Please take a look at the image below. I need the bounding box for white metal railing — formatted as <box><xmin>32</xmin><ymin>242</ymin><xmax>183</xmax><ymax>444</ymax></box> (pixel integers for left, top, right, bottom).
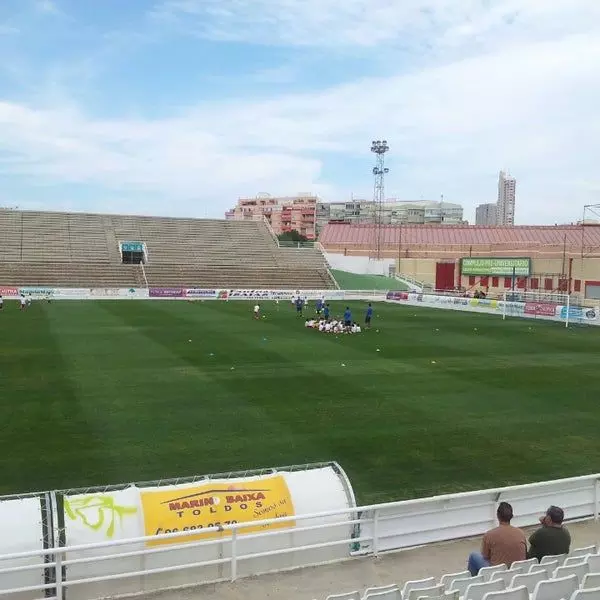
<box><xmin>2</xmin><ymin>473</ymin><xmax>599</xmax><ymax>599</ymax></box>
<box><xmin>394</xmin><ymin>273</ymin><xmax>425</xmax><ymax>291</ymax></box>
<box><xmin>262</xmin><ymin>215</ymin><xmax>280</xmax><ymax>246</ymax></box>
<box><xmin>139</xmin><ymin>262</ymin><xmax>149</xmax><ymax>288</ymax></box>
<box><xmin>278</xmin><ymin>241</ymin><xmax>316</xmax><ymax>249</ymax></box>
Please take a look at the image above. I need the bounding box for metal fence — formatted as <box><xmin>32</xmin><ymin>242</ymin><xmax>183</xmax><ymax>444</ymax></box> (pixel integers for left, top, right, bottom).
<box><xmin>2</xmin><ymin>473</ymin><xmax>599</xmax><ymax>600</ymax></box>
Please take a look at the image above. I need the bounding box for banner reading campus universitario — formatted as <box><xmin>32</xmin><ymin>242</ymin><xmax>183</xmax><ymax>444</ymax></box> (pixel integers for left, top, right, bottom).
<box><xmin>140</xmin><ymin>475</ymin><xmax>295</xmax><ymax>546</ymax></box>
<box><xmin>461</xmin><ymin>257</ymin><xmax>531</xmax><ymax>277</ymax></box>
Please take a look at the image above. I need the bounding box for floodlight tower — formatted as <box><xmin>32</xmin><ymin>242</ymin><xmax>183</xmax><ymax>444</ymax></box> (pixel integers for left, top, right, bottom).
<box><xmin>371</xmin><ymin>139</ymin><xmax>389</xmax><ymax>259</ymax></box>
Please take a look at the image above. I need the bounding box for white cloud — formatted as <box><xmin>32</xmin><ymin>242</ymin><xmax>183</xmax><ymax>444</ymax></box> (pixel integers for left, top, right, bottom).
<box><xmin>1</xmin><ymin>2</ymin><xmax>599</xmax><ymax>222</ymax></box>
<box><xmin>35</xmin><ymin>0</ymin><xmax>60</xmax><ymax>15</ymax></box>
<box><xmin>151</xmin><ymin>0</ymin><xmax>600</xmax><ymax>50</ymax></box>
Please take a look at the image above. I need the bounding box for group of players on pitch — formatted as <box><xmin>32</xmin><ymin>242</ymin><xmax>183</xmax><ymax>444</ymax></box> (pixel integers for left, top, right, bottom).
<box><xmin>252</xmin><ymin>295</ymin><xmax>375</xmax><ymax>333</ymax></box>
<box><xmin>297</xmin><ymin>296</ymin><xmax>374</xmax><ymax>334</ymax></box>
<box><xmin>0</xmin><ymin>294</ymin><xmax>32</xmax><ymax>311</ymax></box>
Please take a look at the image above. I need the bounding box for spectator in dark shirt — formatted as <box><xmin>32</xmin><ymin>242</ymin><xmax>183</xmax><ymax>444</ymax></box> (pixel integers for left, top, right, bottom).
<box><xmin>528</xmin><ymin>505</ymin><xmax>571</xmax><ymax>561</ymax></box>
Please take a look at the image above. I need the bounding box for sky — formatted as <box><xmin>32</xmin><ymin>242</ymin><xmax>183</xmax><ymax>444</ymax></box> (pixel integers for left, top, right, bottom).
<box><xmin>0</xmin><ymin>0</ymin><xmax>599</xmax><ymax>224</ymax></box>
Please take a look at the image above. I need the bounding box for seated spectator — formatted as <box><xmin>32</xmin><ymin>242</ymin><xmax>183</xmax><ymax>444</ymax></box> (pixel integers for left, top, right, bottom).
<box><xmin>527</xmin><ymin>506</ymin><xmax>571</xmax><ymax>561</ymax></box>
<box><xmin>468</xmin><ymin>502</ymin><xmax>526</xmax><ymax>575</ymax></box>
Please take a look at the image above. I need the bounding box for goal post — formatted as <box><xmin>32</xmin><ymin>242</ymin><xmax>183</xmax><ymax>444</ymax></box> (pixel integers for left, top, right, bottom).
<box><xmin>502</xmin><ymin>290</ymin><xmax>571</xmax><ymax>327</ymax></box>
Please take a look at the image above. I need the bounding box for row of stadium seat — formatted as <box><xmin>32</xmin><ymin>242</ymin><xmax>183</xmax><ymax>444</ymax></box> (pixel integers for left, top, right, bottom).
<box><xmin>0</xmin><ymin>209</ymin><xmax>336</xmax><ymax>289</ymax></box>
<box><xmin>317</xmin><ymin>546</ymin><xmax>600</xmax><ymax>600</ymax></box>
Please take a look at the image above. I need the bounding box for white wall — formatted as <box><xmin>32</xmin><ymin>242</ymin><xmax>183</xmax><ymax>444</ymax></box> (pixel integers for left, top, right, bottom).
<box><xmin>324</xmin><ymin>253</ymin><xmax>395</xmax><ymax>276</ymax></box>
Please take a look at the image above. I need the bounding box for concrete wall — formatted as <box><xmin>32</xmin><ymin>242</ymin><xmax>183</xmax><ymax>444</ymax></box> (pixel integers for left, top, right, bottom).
<box><xmin>393</xmin><ymin>256</ymin><xmax>600</xmax><ymax>299</ymax></box>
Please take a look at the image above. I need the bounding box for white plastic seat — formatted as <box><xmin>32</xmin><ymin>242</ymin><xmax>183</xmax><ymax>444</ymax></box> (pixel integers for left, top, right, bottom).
<box><xmin>407</xmin><ymin>585</ymin><xmax>444</xmax><ymax>600</ymax></box>
<box><xmin>570</xmin><ymin>547</ymin><xmax>597</xmax><ymax>560</ymax></box>
<box><xmin>530</xmin><ymin>562</ymin><xmax>558</xmax><ymax>577</ymax></box>
<box><xmin>327</xmin><ymin>593</ymin><xmax>361</xmax><ymax>600</ymax></box>
<box><xmin>366</xmin><ymin>586</ymin><xmax>399</xmax><ymax>597</ymax></box>
<box><xmin>451</xmin><ymin>576</ymin><xmax>484</xmax><ymax>597</ymax></box>
<box><xmin>465</xmin><ymin>578</ymin><xmax>505</xmax><ymax>600</ymax></box>
<box><xmin>588</xmin><ymin>556</ymin><xmax>600</xmax><ymax>574</ymax></box>
<box><xmin>566</xmin><ymin>556</ymin><xmax>592</xmax><ymax>566</ymax></box>
<box><xmin>554</xmin><ymin>562</ymin><xmax>589</xmax><ymax>585</ymax></box>
<box><xmin>481</xmin><ymin>585</ymin><xmax>529</xmax><ymax>600</ymax></box>
<box><xmin>541</xmin><ymin>554</ymin><xmax>567</xmax><ymax>566</ymax></box>
<box><xmin>419</xmin><ymin>594</ymin><xmax>459</xmax><ymax>600</ymax></box>
<box><xmin>365</xmin><ymin>591</ymin><xmax>400</xmax><ymax>600</ymax></box>
<box><xmin>510</xmin><ymin>570</ymin><xmax>547</xmax><ymax>594</ymax></box>
<box><xmin>583</xmin><ymin>575</ymin><xmax>600</xmax><ymax>590</ymax></box>
<box><xmin>512</xmin><ymin>559</ymin><xmax>538</xmax><ymax>571</ymax></box>
<box><xmin>480</xmin><ymin>565</ymin><xmax>508</xmax><ymax>582</ymax></box>
<box><xmin>402</xmin><ymin>579</ymin><xmax>437</xmax><ymax>600</ymax></box>
<box><xmin>491</xmin><ymin>570</ymin><xmax>524</xmax><ymax>587</ymax></box>
<box><xmin>532</xmin><ymin>574</ymin><xmax>578</xmax><ymax>600</ymax></box>
<box><xmin>441</xmin><ymin>572</ymin><xmax>471</xmax><ymax>590</ymax></box>
<box><xmin>569</xmin><ymin>588</ymin><xmax>600</xmax><ymax>600</ymax></box>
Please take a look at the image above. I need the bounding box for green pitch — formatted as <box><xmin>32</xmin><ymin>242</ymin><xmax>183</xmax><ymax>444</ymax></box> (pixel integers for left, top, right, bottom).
<box><xmin>1</xmin><ymin>299</ymin><xmax>599</xmax><ymax>504</ymax></box>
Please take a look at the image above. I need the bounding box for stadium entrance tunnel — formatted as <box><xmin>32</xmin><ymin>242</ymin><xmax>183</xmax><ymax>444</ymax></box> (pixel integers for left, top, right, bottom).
<box><xmin>119</xmin><ymin>241</ymin><xmax>147</xmax><ymax>264</ymax></box>
<box><xmin>121</xmin><ymin>250</ymin><xmax>145</xmax><ymax>264</ymax></box>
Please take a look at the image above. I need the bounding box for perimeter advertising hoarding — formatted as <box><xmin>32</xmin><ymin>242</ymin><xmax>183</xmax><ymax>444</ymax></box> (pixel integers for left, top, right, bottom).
<box><xmin>140</xmin><ymin>474</ymin><xmax>295</xmax><ymax>546</ymax></box>
<box><xmin>461</xmin><ymin>257</ymin><xmax>531</xmax><ymax>277</ymax></box>
<box><xmin>149</xmin><ymin>288</ymin><xmax>184</xmax><ymax>298</ymax></box>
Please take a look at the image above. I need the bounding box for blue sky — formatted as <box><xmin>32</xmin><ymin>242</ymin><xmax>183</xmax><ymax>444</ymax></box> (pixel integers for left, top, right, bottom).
<box><xmin>0</xmin><ymin>0</ymin><xmax>599</xmax><ymax>224</ymax></box>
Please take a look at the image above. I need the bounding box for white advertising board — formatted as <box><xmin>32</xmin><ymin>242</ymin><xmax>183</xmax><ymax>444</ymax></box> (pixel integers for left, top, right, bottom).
<box><xmin>60</xmin><ymin>487</ymin><xmax>144</xmax><ymax>600</ymax></box>
<box><xmin>385</xmin><ymin>291</ymin><xmax>600</xmax><ymax>325</ymax></box>
<box><xmin>0</xmin><ymin>497</ymin><xmax>45</xmax><ymax>600</ymax></box>
<box><xmin>52</xmin><ymin>465</ymin><xmax>354</xmax><ymax>598</ymax></box>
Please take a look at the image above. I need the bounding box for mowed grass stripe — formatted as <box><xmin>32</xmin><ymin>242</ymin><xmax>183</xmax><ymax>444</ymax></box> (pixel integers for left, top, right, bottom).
<box><xmin>0</xmin><ymin>303</ymin><xmax>110</xmax><ymax>493</ymax></box>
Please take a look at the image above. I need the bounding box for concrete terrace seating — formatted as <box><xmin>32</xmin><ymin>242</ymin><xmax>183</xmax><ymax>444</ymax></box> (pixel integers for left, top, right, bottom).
<box><xmin>0</xmin><ymin>209</ymin><xmax>336</xmax><ymax>289</ymax></box>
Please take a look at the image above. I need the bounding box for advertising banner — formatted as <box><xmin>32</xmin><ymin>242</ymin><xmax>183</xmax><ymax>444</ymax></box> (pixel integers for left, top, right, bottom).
<box><xmin>19</xmin><ymin>287</ymin><xmax>55</xmax><ymax>297</ymax></box>
<box><xmin>185</xmin><ymin>289</ymin><xmax>219</xmax><ymax>299</ymax></box>
<box><xmin>461</xmin><ymin>257</ymin><xmax>531</xmax><ymax>277</ymax></box>
<box><xmin>386</xmin><ymin>291</ymin><xmax>408</xmax><ymax>301</ymax></box>
<box><xmin>0</xmin><ymin>286</ymin><xmax>19</xmax><ymax>297</ymax></box>
<box><xmin>53</xmin><ymin>288</ymin><xmax>89</xmax><ymax>297</ymax></box>
<box><xmin>525</xmin><ymin>303</ymin><xmax>557</xmax><ymax>317</ymax></box>
<box><xmin>560</xmin><ymin>306</ymin><xmax>599</xmax><ymax>321</ymax></box>
<box><xmin>90</xmin><ymin>288</ymin><xmax>124</xmax><ymax>297</ymax></box>
<box><xmin>469</xmin><ymin>298</ymin><xmax>499</xmax><ymax>309</ymax></box>
<box><xmin>140</xmin><ymin>475</ymin><xmax>295</xmax><ymax>546</ymax></box>
<box><xmin>226</xmin><ymin>289</ymin><xmax>275</xmax><ymax>300</ymax></box>
<box><xmin>149</xmin><ymin>288</ymin><xmax>184</xmax><ymax>298</ymax></box>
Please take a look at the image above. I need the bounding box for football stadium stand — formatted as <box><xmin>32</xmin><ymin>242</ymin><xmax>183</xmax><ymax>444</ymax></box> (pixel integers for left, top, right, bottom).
<box><xmin>319</xmin><ymin>223</ymin><xmax>600</xmax><ymax>258</ymax></box>
<box><xmin>319</xmin><ymin>223</ymin><xmax>600</xmax><ymax>297</ymax></box>
<box><xmin>0</xmin><ymin>209</ymin><xmax>336</xmax><ymax>289</ymax></box>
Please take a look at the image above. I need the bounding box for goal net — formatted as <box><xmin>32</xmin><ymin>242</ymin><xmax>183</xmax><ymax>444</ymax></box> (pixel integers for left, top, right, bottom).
<box><xmin>502</xmin><ymin>291</ymin><xmax>574</xmax><ymax>326</ymax></box>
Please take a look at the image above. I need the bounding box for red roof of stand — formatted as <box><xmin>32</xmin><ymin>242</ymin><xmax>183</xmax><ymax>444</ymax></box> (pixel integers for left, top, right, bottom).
<box><xmin>319</xmin><ymin>224</ymin><xmax>600</xmax><ymax>250</ymax></box>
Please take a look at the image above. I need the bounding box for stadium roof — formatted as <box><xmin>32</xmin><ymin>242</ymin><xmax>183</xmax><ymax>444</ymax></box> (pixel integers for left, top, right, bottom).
<box><xmin>320</xmin><ymin>223</ymin><xmax>600</xmax><ymax>248</ymax></box>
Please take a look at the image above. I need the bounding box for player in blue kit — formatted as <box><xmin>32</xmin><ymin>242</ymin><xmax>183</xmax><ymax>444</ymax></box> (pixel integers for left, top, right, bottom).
<box><xmin>323</xmin><ymin>303</ymin><xmax>330</xmax><ymax>319</ymax></box>
<box><xmin>295</xmin><ymin>296</ymin><xmax>304</xmax><ymax>316</ymax></box>
<box><xmin>343</xmin><ymin>306</ymin><xmax>352</xmax><ymax>327</ymax></box>
<box><xmin>365</xmin><ymin>303</ymin><xmax>373</xmax><ymax>329</ymax></box>
<box><xmin>315</xmin><ymin>298</ymin><xmax>323</xmax><ymax>315</ymax></box>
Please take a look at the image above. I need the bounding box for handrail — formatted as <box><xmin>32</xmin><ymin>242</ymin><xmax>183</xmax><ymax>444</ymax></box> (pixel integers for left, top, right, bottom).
<box><xmin>140</xmin><ymin>262</ymin><xmax>149</xmax><ymax>288</ymax></box>
<box><xmin>262</xmin><ymin>215</ymin><xmax>280</xmax><ymax>246</ymax></box>
<box><xmin>315</xmin><ymin>242</ymin><xmax>340</xmax><ymax>289</ymax></box>
<box><xmin>0</xmin><ymin>472</ymin><xmax>598</xmax><ymax>558</ymax></box>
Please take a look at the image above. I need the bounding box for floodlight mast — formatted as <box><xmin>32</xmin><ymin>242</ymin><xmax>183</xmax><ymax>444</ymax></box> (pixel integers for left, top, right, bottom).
<box><xmin>371</xmin><ymin>140</ymin><xmax>389</xmax><ymax>260</ymax></box>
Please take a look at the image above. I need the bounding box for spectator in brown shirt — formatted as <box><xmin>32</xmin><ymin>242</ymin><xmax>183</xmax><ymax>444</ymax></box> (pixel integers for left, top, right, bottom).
<box><xmin>468</xmin><ymin>502</ymin><xmax>527</xmax><ymax>575</ymax></box>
